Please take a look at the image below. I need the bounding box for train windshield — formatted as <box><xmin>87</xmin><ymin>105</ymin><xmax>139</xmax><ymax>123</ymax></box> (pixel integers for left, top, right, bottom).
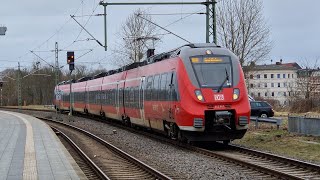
<box><xmin>190</xmin><ymin>56</ymin><xmax>232</xmax><ymax>88</ymax></box>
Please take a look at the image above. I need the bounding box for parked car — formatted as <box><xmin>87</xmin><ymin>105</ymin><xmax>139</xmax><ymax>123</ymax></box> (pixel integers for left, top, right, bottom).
<box><xmin>250</xmin><ymin>101</ymin><xmax>274</xmax><ymax>117</ymax></box>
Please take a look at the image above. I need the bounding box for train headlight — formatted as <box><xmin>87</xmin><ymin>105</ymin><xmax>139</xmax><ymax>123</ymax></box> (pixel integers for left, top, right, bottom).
<box><xmin>195</xmin><ymin>90</ymin><xmax>205</xmax><ymax>102</ymax></box>
<box><xmin>233</xmin><ymin>88</ymin><xmax>240</xmax><ymax>100</ymax></box>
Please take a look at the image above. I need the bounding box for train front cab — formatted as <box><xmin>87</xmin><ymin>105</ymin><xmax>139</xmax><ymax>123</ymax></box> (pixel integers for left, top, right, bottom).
<box><xmin>174</xmin><ymin>45</ymin><xmax>250</xmax><ymax>142</ymax></box>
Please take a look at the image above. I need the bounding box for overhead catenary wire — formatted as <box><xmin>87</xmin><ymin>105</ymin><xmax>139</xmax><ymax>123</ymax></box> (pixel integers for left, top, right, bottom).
<box><xmin>30</xmin><ymin>51</ymin><xmax>54</xmax><ymax>68</ymax></box>
<box><xmin>63</xmin><ymin>3</ymin><xmax>100</xmax><ymax>50</ymax></box>
<box><xmin>137</xmin><ymin>14</ymin><xmax>191</xmax><ymax>44</ymax></box>
<box><xmin>70</xmin><ymin>15</ymin><xmax>104</xmax><ymax>47</ymax></box>
<box><xmin>14</xmin><ymin>3</ymin><xmax>84</xmax><ymax>64</ymax></box>
<box><xmin>164</xmin><ymin>8</ymin><xmax>206</xmax><ymax>28</ymax></box>
<box><xmin>145</xmin><ymin>12</ymin><xmax>205</xmax><ymax>16</ymax></box>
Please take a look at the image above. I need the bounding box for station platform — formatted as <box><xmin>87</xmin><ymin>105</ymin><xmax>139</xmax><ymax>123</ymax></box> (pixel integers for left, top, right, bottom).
<box><xmin>0</xmin><ymin>110</ymin><xmax>87</xmax><ymax>180</ymax></box>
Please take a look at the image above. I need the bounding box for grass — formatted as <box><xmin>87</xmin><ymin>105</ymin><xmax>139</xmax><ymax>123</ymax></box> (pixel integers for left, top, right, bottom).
<box><xmin>233</xmin><ymin>125</ymin><xmax>320</xmax><ymax>164</ymax></box>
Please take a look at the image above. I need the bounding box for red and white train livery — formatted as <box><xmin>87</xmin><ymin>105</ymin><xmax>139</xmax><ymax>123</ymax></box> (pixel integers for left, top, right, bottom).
<box><xmin>54</xmin><ymin>43</ymin><xmax>250</xmax><ymax>142</ymax></box>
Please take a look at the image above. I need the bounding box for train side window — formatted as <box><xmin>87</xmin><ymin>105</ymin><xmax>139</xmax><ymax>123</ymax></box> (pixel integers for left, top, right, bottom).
<box><xmin>153</xmin><ymin>74</ymin><xmax>160</xmax><ymax>101</ymax></box>
<box><xmin>110</xmin><ymin>89</ymin><xmax>113</xmax><ymax>106</ymax></box>
<box><xmin>160</xmin><ymin>73</ymin><xmax>167</xmax><ymax>101</ymax></box>
<box><xmin>119</xmin><ymin>88</ymin><xmax>123</xmax><ymax>107</ymax></box>
<box><xmin>76</xmin><ymin>92</ymin><xmax>78</xmax><ymax>102</ymax></box>
<box><xmin>129</xmin><ymin>87</ymin><xmax>134</xmax><ymax>108</ymax></box>
<box><xmin>113</xmin><ymin>89</ymin><xmax>116</xmax><ymax>106</ymax></box>
<box><xmin>124</xmin><ymin>87</ymin><xmax>128</xmax><ymax>107</ymax></box>
<box><xmin>146</xmin><ymin>76</ymin><xmax>153</xmax><ymax>100</ymax></box>
<box><xmin>166</xmin><ymin>73</ymin><xmax>172</xmax><ymax>100</ymax></box>
<box><xmin>107</xmin><ymin>89</ymin><xmax>110</xmax><ymax>105</ymax></box>
<box><xmin>133</xmin><ymin>87</ymin><xmax>138</xmax><ymax>108</ymax></box>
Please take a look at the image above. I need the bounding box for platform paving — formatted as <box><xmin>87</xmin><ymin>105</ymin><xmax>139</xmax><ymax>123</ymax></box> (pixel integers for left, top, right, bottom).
<box><xmin>0</xmin><ymin>110</ymin><xmax>87</xmax><ymax>180</ymax></box>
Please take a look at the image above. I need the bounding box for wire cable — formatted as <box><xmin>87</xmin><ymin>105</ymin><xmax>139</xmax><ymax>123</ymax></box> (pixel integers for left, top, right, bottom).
<box><xmin>164</xmin><ymin>8</ymin><xmax>205</xmax><ymax>28</ymax></box>
<box><xmin>63</xmin><ymin>3</ymin><xmax>100</xmax><ymax>50</ymax></box>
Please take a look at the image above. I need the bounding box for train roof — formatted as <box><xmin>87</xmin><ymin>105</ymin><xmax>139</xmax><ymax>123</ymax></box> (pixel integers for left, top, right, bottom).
<box><xmin>77</xmin><ymin>76</ymin><xmax>92</xmax><ymax>82</ymax></box>
<box><xmin>57</xmin><ymin>43</ymin><xmax>221</xmax><ymax>85</ymax></box>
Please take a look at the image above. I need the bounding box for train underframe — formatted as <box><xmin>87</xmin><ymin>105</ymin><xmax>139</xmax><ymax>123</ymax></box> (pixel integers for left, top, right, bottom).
<box><xmin>165</xmin><ymin>109</ymin><xmax>248</xmax><ymax>142</ymax></box>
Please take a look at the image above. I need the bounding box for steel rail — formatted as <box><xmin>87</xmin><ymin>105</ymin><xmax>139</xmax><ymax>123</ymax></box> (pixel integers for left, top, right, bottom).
<box><xmin>51</xmin><ymin>126</ymin><xmax>110</xmax><ymax>180</ymax></box>
<box><xmin>2</xmin><ymin>107</ymin><xmax>319</xmax><ymax>179</ymax></box>
<box><xmin>229</xmin><ymin>144</ymin><xmax>320</xmax><ymax>174</ymax></box>
<box><xmin>39</xmin><ymin>117</ymin><xmax>172</xmax><ymax>180</ymax></box>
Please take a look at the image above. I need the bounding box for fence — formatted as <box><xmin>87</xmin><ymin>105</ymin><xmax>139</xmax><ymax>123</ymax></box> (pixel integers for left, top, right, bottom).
<box><xmin>250</xmin><ymin>116</ymin><xmax>282</xmax><ymax>129</ymax></box>
<box><xmin>288</xmin><ymin>116</ymin><xmax>320</xmax><ymax>136</ymax></box>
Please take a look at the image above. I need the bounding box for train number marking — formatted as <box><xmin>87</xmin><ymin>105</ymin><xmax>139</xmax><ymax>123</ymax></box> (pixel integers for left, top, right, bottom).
<box><xmin>214</xmin><ymin>94</ymin><xmax>224</xmax><ymax>101</ymax></box>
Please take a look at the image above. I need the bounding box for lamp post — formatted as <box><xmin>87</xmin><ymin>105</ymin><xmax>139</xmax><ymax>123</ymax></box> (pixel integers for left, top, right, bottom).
<box><xmin>0</xmin><ymin>26</ymin><xmax>7</xmax><ymax>36</ymax></box>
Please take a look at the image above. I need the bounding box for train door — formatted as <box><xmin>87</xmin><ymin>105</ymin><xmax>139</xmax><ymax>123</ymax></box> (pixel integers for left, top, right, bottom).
<box><xmin>139</xmin><ymin>76</ymin><xmax>147</xmax><ymax>126</ymax></box>
<box><xmin>116</xmin><ymin>83</ymin><xmax>120</xmax><ymax>119</ymax></box>
<box><xmin>168</xmin><ymin>70</ymin><xmax>176</xmax><ymax>121</ymax></box>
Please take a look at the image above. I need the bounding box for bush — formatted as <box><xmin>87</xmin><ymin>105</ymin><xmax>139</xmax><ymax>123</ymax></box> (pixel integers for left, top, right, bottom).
<box><xmin>289</xmin><ymin>99</ymin><xmax>314</xmax><ymax>113</ymax></box>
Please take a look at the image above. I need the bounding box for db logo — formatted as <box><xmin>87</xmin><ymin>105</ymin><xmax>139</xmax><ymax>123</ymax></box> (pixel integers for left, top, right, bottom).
<box><xmin>214</xmin><ymin>94</ymin><xmax>224</xmax><ymax>101</ymax></box>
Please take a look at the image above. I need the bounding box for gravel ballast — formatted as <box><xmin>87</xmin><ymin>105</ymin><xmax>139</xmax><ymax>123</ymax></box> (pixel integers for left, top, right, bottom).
<box><xmin>13</xmin><ymin>110</ymin><xmax>256</xmax><ymax>179</ymax></box>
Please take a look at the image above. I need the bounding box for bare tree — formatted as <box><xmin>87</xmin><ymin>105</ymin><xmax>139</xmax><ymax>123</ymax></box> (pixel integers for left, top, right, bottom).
<box><xmin>286</xmin><ymin>60</ymin><xmax>320</xmax><ymax>111</ymax></box>
<box><xmin>295</xmin><ymin>60</ymin><xmax>320</xmax><ymax>100</ymax></box>
<box><xmin>217</xmin><ymin>0</ymin><xmax>272</xmax><ymax>67</ymax></box>
<box><xmin>111</xmin><ymin>9</ymin><xmax>158</xmax><ymax>67</ymax></box>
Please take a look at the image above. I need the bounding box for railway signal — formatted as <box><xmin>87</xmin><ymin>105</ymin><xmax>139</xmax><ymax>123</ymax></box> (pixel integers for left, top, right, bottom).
<box><xmin>67</xmin><ymin>51</ymin><xmax>75</xmax><ymax>71</ymax></box>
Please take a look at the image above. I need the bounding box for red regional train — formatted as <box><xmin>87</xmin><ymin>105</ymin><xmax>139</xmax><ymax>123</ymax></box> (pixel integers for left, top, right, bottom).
<box><xmin>54</xmin><ymin>43</ymin><xmax>250</xmax><ymax>142</ymax></box>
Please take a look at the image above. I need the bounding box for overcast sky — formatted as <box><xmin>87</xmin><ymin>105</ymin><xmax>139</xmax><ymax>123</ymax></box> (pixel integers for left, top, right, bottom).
<box><xmin>0</xmin><ymin>0</ymin><xmax>319</xmax><ymax>71</ymax></box>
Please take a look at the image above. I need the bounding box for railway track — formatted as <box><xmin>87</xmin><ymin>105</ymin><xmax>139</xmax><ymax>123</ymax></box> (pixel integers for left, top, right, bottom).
<box><xmin>39</xmin><ymin>117</ymin><xmax>172</xmax><ymax>180</ymax></box>
<box><xmin>46</xmin><ymin>112</ymin><xmax>320</xmax><ymax>179</ymax></box>
<box><xmin>3</xmin><ymin>108</ymin><xmax>320</xmax><ymax>179</ymax></box>
<box><xmin>53</xmin><ymin>127</ymin><xmax>108</xmax><ymax>180</ymax></box>
<box><xmin>192</xmin><ymin>144</ymin><xmax>320</xmax><ymax>180</ymax></box>
<box><xmin>62</xmin><ymin>113</ymin><xmax>320</xmax><ymax>179</ymax></box>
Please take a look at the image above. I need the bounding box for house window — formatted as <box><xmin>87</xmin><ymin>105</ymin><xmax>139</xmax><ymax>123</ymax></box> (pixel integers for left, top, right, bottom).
<box><xmin>264</xmin><ymin>74</ymin><xmax>267</xmax><ymax>78</ymax></box>
<box><xmin>283</xmin><ymin>74</ymin><xmax>286</xmax><ymax>78</ymax></box>
<box><xmin>278</xmin><ymin>83</ymin><xmax>280</xmax><ymax>87</ymax></box>
<box><xmin>292</xmin><ymin>74</ymin><xmax>294</xmax><ymax>78</ymax></box>
<box><xmin>283</xmin><ymin>82</ymin><xmax>287</xmax><ymax>87</ymax></box>
<box><xmin>257</xmin><ymin>83</ymin><xmax>261</xmax><ymax>88</ymax></box>
<box><xmin>251</xmin><ymin>93</ymin><xmax>254</xmax><ymax>97</ymax></box>
<box><xmin>257</xmin><ymin>74</ymin><xmax>260</xmax><ymax>79</ymax></box>
<box><xmin>277</xmin><ymin>74</ymin><xmax>280</xmax><ymax>78</ymax></box>
<box><xmin>264</xmin><ymin>83</ymin><xmax>267</xmax><ymax>87</ymax></box>
<box><xmin>271</xmin><ymin>74</ymin><xmax>274</xmax><ymax>78</ymax></box>
<box><xmin>258</xmin><ymin>93</ymin><xmax>261</xmax><ymax>97</ymax></box>
<box><xmin>272</xmin><ymin>92</ymin><xmax>274</xmax><ymax>97</ymax></box>
<box><xmin>289</xmin><ymin>92</ymin><xmax>291</xmax><ymax>96</ymax></box>
<box><xmin>288</xmin><ymin>74</ymin><xmax>290</xmax><ymax>78</ymax></box>
<box><xmin>250</xmin><ymin>84</ymin><xmax>254</xmax><ymax>88</ymax></box>
<box><xmin>271</xmin><ymin>83</ymin><xmax>274</xmax><ymax>87</ymax></box>
<box><xmin>265</xmin><ymin>92</ymin><xmax>268</xmax><ymax>97</ymax></box>
<box><xmin>284</xmin><ymin>92</ymin><xmax>287</xmax><ymax>96</ymax></box>
<box><xmin>250</xmin><ymin>74</ymin><xmax>253</xmax><ymax>79</ymax></box>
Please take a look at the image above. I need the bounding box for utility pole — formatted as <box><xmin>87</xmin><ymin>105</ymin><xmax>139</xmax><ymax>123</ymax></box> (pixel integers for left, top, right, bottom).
<box><xmin>55</xmin><ymin>42</ymin><xmax>60</xmax><ymax>118</ymax></box>
<box><xmin>69</xmin><ymin>72</ymin><xmax>73</xmax><ymax>116</ymax></box>
<box><xmin>0</xmin><ymin>26</ymin><xmax>7</xmax><ymax>36</ymax></box>
<box><xmin>99</xmin><ymin>0</ymin><xmax>218</xmax><ymax>46</ymax></box>
<box><xmin>67</xmin><ymin>52</ymin><xmax>75</xmax><ymax>116</ymax></box>
<box><xmin>55</xmin><ymin>42</ymin><xmax>59</xmax><ymax>87</ymax></box>
<box><xmin>206</xmin><ymin>0</ymin><xmax>217</xmax><ymax>44</ymax></box>
<box><xmin>0</xmin><ymin>88</ymin><xmax>2</xmax><ymax>106</ymax></box>
<box><xmin>0</xmin><ymin>81</ymin><xmax>2</xmax><ymax>106</ymax></box>
<box><xmin>17</xmin><ymin>62</ymin><xmax>22</xmax><ymax>110</ymax></box>
<box><xmin>104</xmin><ymin>5</ymin><xmax>107</xmax><ymax>51</ymax></box>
